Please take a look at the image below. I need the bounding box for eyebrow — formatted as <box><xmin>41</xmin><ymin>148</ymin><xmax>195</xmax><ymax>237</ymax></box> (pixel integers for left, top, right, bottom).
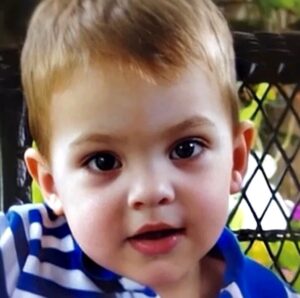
<box><xmin>70</xmin><ymin>115</ymin><xmax>216</xmax><ymax>148</ymax></box>
<box><xmin>162</xmin><ymin>115</ymin><xmax>216</xmax><ymax>138</ymax></box>
<box><xmin>70</xmin><ymin>133</ymin><xmax>123</xmax><ymax>148</ymax></box>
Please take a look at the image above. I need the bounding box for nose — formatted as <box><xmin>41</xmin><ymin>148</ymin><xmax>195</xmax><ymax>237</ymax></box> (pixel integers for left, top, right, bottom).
<box><xmin>127</xmin><ymin>168</ymin><xmax>175</xmax><ymax>210</ymax></box>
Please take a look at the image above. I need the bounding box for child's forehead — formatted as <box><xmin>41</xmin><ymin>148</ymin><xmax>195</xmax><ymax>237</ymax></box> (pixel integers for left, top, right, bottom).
<box><xmin>50</xmin><ymin>62</ymin><xmax>229</xmax><ymax>131</ymax></box>
<box><xmin>63</xmin><ymin>60</ymin><xmax>218</xmax><ymax>92</ymax></box>
<box><xmin>50</xmin><ymin>61</ymin><xmax>229</xmax><ymax>129</ymax></box>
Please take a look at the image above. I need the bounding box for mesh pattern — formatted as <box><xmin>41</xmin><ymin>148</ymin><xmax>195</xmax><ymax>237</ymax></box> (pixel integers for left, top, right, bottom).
<box><xmin>228</xmin><ymin>32</ymin><xmax>300</xmax><ymax>289</ymax></box>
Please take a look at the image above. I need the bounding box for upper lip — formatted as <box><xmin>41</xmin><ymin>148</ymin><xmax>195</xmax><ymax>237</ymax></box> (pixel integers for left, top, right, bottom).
<box><xmin>128</xmin><ymin>223</ymin><xmax>184</xmax><ymax>239</ymax></box>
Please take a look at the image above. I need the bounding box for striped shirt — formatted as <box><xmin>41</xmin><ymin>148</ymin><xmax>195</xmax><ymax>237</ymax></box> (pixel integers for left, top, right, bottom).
<box><xmin>0</xmin><ymin>203</ymin><xmax>299</xmax><ymax>297</ymax></box>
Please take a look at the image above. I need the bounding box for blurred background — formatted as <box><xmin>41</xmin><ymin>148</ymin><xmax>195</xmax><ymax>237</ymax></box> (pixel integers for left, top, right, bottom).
<box><xmin>217</xmin><ymin>0</ymin><xmax>300</xmax><ymax>32</ymax></box>
<box><xmin>1</xmin><ymin>0</ymin><xmax>300</xmax><ymax>47</ymax></box>
<box><xmin>0</xmin><ymin>0</ymin><xmax>39</xmax><ymax>47</ymax></box>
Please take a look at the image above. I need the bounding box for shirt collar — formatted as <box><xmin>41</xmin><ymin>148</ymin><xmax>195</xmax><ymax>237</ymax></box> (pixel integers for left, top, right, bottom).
<box><xmin>72</xmin><ymin>223</ymin><xmax>243</xmax><ymax>296</ymax></box>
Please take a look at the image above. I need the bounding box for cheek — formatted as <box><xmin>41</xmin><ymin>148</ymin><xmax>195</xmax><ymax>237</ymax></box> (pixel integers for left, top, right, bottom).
<box><xmin>185</xmin><ymin>170</ymin><xmax>231</xmax><ymax>203</ymax></box>
<box><xmin>190</xmin><ymin>186</ymin><xmax>229</xmax><ymax>227</ymax></box>
<box><xmin>183</xmin><ymin>172</ymin><xmax>230</xmax><ymax>227</ymax></box>
<box><xmin>54</xmin><ymin>169</ymin><xmax>125</xmax><ymax>239</ymax></box>
<box><xmin>64</xmin><ymin>201</ymin><xmax>122</xmax><ymax>264</ymax></box>
<box><xmin>62</xmin><ymin>188</ymin><xmax>121</xmax><ymax>235</ymax></box>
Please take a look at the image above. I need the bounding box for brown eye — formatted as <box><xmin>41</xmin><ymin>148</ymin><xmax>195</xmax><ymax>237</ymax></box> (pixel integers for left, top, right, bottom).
<box><xmin>87</xmin><ymin>152</ymin><xmax>121</xmax><ymax>172</ymax></box>
<box><xmin>170</xmin><ymin>139</ymin><xmax>203</xmax><ymax>160</ymax></box>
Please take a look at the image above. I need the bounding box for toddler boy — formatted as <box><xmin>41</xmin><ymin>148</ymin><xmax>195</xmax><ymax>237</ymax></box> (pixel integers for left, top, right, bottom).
<box><xmin>0</xmin><ymin>0</ymin><xmax>299</xmax><ymax>297</ymax></box>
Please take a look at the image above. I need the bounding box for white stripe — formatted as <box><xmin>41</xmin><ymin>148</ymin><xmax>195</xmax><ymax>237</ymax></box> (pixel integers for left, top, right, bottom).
<box><xmin>29</xmin><ymin>222</ymin><xmax>42</xmax><ymax>240</ymax></box>
<box><xmin>41</xmin><ymin>234</ymin><xmax>75</xmax><ymax>252</ymax></box>
<box><xmin>29</xmin><ymin>220</ymin><xmax>74</xmax><ymax>252</ymax></box>
<box><xmin>286</xmin><ymin>287</ymin><xmax>300</xmax><ymax>298</ymax></box>
<box><xmin>221</xmin><ymin>282</ymin><xmax>243</xmax><ymax>298</ymax></box>
<box><xmin>118</xmin><ymin>278</ymin><xmax>160</xmax><ymax>297</ymax></box>
<box><xmin>23</xmin><ymin>255</ymin><xmax>101</xmax><ymax>292</ymax></box>
<box><xmin>116</xmin><ymin>293</ymin><xmax>135</xmax><ymax>298</ymax></box>
<box><xmin>12</xmin><ymin>288</ymin><xmax>45</xmax><ymax>298</ymax></box>
<box><xmin>0</xmin><ymin>213</ymin><xmax>9</xmax><ymax>234</ymax></box>
<box><xmin>10</xmin><ymin>204</ymin><xmax>66</xmax><ymax>232</ymax></box>
<box><xmin>120</xmin><ymin>277</ymin><xmax>147</xmax><ymax>291</ymax></box>
<box><xmin>42</xmin><ymin>215</ymin><xmax>67</xmax><ymax>228</ymax></box>
<box><xmin>39</xmin><ymin>203</ymin><xmax>67</xmax><ymax>228</ymax></box>
<box><xmin>26</xmin><ymin>203</ymin><xmax>67</xmax><ymax>228</ymax></box>
<box><xmin>9</xmin><ymin>204</ymin><xmax>41</xmax><ymax>214</ymax></box>
<box><xmin>0</xmin><ymin>227</ymin><xmax>20</xmax><ymax>296</ymax></box>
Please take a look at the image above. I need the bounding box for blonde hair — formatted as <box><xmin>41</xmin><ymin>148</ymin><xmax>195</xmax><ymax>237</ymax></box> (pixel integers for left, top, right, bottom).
<box><xmin>21</xmin><ymin>0</ymin><xmax>238</xmax><ymax>159</ymax></box>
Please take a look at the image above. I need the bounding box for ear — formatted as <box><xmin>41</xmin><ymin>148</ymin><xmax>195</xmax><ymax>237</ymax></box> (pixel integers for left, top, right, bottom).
<box><xmin>230</xmin><ymin>121</ymin><xmax>254</xmax><ymax>194</ymax></box>
<box><xmin>24</xmin><ymin>148</ymin><xmax>64</xmax><ymax>216</ymax></box>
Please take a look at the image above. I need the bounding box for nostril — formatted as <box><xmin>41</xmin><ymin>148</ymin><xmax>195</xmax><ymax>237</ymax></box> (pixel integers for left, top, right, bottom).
<box><xmin>159</xmin><ymin>197</ymin><xmax>171</xmax><ymax>205</ymax></box>
<box><xmin>130</xmin><ymin>196</ymin><xmax>172</xmax><ymax>209</ymax></box>
<box><xmin>132</xmin><ymin>201</ymin><xmax>144</xmax><ymax>210</ymax></box>
<box><xmin>128</xmin><ymin>184</ymin><xmax>175</xmax><ymax>209</ymax></box>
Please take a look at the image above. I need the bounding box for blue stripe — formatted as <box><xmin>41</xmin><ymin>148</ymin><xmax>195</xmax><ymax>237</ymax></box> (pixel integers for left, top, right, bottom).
<box><xmin>28</xmin><ymin>209</ymin><xmax>43</xmax><ymax>224</ymax></box>
<box><xmin>219</xmin><ymin>292</ymin><xmax>232</xmax><ymax>298</ymax></box>
<box><xmin>0</xmin><ymin>250</ymin><xmax>9</xmax><ymax>298</ymax></box>
<box><xmin>43</xmin><ymin>223</ymin><xmax>71</xmax><ymax>238</ymax></box>
<box><xmin>28</xmin><ymin>207</ymin><xmax>72</xmax><ymax>238</ymax></box>
<box><xmin>29</xmin><ymin>240</ymin><xmax>81</xmax><ymax>269</ymax></box>
<box><xmin>8</xmin><ymin>211</ymin><xmax>29</xmax><ymax>268</ymax></box>
<box><xmin>45</xmin><ymin>203</ymin><xmax>61</xmax><ymax>221</ymax></box>
<box><xmin>18</xmin><ymin>272</ymin><xmax>118</xmax><ymax>298</ymax></box>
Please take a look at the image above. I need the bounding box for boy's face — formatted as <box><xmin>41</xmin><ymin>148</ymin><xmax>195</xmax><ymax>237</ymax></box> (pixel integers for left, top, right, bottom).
<box><xmin>29</xmin><ymin>64</ymin><xmax>251</xmax><ymax>291</ymax></box>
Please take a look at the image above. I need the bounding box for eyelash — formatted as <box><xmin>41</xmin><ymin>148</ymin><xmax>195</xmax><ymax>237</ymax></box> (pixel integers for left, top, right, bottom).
<box><xmin>169</xmin><ymin>138</ymin><xmax>206</xmax><ymax>160</ymax></box>
<box><xmin>83</xmin><ymin>137</ymin><xmax>206</xmax><ymax>173</ymax></box>
<box><xmin>84</xmin><ymin>151</ymin><xmax>122</xmax><ymax>173</ymax></box>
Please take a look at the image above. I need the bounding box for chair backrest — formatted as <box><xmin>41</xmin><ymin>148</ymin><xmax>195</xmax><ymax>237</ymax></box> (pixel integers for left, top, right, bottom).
<box><xmin>0</xmin><ymin>48</ymin><xmax>32</xmax><ymax>211</ymax></box>
<box><xmin>230</xmin><ymin>32</ymin><xmax>300</xmax><ymax>291</ymax></box>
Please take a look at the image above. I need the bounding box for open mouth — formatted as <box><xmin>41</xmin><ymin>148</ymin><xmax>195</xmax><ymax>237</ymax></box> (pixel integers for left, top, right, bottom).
<box><xmin>128</xmin><ymin>227</ymin><xmax>185</xmax><ymax>255</ymax></box>
<box><xmin>130</xmin><ymin>228</ymin><xmax>185</xmax><ymax>240</ymax></box>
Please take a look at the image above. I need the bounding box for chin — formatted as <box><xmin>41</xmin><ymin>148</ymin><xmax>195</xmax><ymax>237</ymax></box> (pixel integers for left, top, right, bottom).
<box><xmin>132</xmin><ymin>262</ymin><xmax>185</xmax><ymax>289</ymax></box>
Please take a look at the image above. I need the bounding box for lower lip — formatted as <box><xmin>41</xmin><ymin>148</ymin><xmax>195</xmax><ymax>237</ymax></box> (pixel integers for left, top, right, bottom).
<box><xmin>129</xmin><ymin>234</ymin><xmax>182</xmax><ymax>256</ymax></box>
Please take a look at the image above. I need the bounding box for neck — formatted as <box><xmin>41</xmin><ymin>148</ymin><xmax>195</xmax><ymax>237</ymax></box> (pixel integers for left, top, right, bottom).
<box><xmin>156</xmin><ymin>264</ymin><xmax>201</xmax><ymax>298</ymax></box>
<box><xmin>200</xmin><ymin>256</ymin><xmax>225</xmax><ymax>298</ymax></box>
<box><xmin>155</xmin><ymin>256</ymin><xmax>225</xmax><ymax>298</ymax></box>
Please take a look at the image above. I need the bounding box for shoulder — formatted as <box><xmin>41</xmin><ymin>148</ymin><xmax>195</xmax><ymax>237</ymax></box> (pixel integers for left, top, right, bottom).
<box><xmin>0</xmin><ymin>203</ymin><xmax>63</xmax><ymax>297</ymax></box>
<box><xmin>0</xmin><ymin>204</ymin><xmax>155</xmax><ymax>297</ymax></box>
<box><xmin>0</xmin><ymin>202</ymin><xmax>70</xmax><ymax>271</ymax></box>
<box><xmin>5</xmin><ymin>202</ymin><xmax>66</xmax><ymax>226</ymax></box>
<box><xmin>216</xmin><ymin>228</ymin><xmax>300</xmax><ymax>298</ymax></box>
<box><xmin>2</xmin><ymin>203</ymin><xmax>67</xmax><ymax>240</ymax></box>
<box><xmin>240</xmin><ymin>257</ymin><xmax>299</xmax><ymax>298</ymax></box>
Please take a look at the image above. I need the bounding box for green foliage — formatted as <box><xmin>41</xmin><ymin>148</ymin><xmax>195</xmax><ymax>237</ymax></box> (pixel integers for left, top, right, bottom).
<box><xmin>32</xmin><ymin>179</ymin><xmax>44</xmax><ymax>203</ymax></box>
<box><xmin>31</xmin><ymin>142</ymin><xmax>44</xmax><ymax>203</ymax></box>
<box><xmin>254</xmin><ymin>0</ymin><xmax>300</xmax><ymax>16</ymax></box>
